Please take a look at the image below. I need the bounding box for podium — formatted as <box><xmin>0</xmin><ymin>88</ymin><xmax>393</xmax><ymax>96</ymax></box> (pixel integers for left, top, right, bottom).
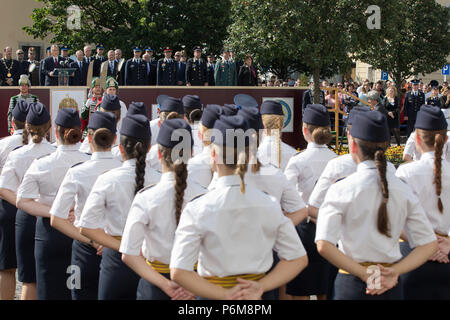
<box><xmin>53</xmin><ymin>68</ymin><xmax>76</xmax><ymax>86</ymax></box>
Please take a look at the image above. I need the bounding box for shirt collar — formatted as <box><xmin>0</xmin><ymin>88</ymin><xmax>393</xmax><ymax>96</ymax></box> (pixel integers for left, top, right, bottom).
<box><xmin>123</xmin><ymin>159</ymin><xmax>136</xmax><ymax>168</ymax></box>
<box><xmin>356</xmin><ymin>160</ymin><xmax>377</xmax><ymax>172</ymax></box>
<box><xmin>13</xmin><ymin>129</ymin><xmax>23</xmax><ymax>135</ymax></box>
<box><xmin>307</xmin><ymin>142</ymin><xmax>327</xmax><ymax>149</ymax></box>
<box><xmin>216</xmin><ymin>174</ymin><xmax>243</xmax><ymax>188</ymax></box>
<box><xmin>420</xmin><ymin>151</ymin><xmax>435</xmax><ymax>161</ymax></box>
<box><xmin>57</xmin><ymin>144</ymin><xmax>81</xmax><ymax>152</ymax></box>
<box><xmin>91</xmin><ymin>151</ymin><xmax>113</xmax><ymax>160</ymax></box>
<box><xmin>160</xmin><ymin>171</ymin><xmax>176</xmax><ymax>183</ymax></box>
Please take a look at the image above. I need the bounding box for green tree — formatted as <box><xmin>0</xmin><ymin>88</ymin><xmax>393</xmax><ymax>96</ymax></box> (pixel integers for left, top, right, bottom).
<box><xmin>23</xmin><ymin>0</ymin><xmax>231</xmax><ymax>59</ymax></box>
<box><xmin>353</xmin><ymin>0</ymin><xmax>450</xmax><ymax>97</ymax></box>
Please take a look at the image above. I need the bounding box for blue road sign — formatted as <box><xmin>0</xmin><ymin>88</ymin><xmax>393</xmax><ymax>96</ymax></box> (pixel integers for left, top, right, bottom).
<box><xmin>442</xmin><ymin>65</ymin><xmax>450</xmax><ymax>76</ymax></box>
<box><xmin>381</xmin><ymin>71</ymin><xmax>389</xmax><ymax>81</ymax></box>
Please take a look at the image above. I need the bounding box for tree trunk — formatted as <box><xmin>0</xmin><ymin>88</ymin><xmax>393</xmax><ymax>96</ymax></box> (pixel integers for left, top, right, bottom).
<box><xmin>313</xmin><ymin>67</ymin><xmax>321</xmax><ymax>103</ymax></box>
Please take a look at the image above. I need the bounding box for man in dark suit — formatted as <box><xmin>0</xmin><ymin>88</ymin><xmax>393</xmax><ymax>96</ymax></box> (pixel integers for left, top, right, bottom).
<box><xmin>186</xmin><ymin>46</ymin><xmax>208</xmax><ymax>86</ymax></box>
<box><xmin>92</xmin><ymin>44</ymin><xmax>107</xmax><ymax>77</ymax></box>
<box><xmin>144</xmin><ymin>47</ymin><xmax>157</xmax><ymax>85</ymax></box>
<box><xmin>60</xmin><ymin>45</ymin><xmax>74</xmax><ymax>65</ymax></box>
<box><xmin>301</xmin><ymin>79</ymin><xmax>325</xmax><ymax>115</ymax></box>
<box><xmin>404</xmin><ymin>79</ymin><xmax>426</xmax><ymax>137</ymax></box>
<box><xmin>39</xmin><ymin>47</ymin><xmax>51</xmax><ymax>86</ymax></box>
<box><xmin>143</xmin><ymin>52</ymin><xmax>156</xmax><ymax>85</ymax></box>
<box><xmin>157</xmin><ymin>47</ymin><xmax>177</xmax><ymax>86</ymax></box>
<box><xmin>174</xmin><ymin>51</ymin><xmax>186</xmax><ymax>85</ymax></box>
<box><xmin>16</xmin><ymin>49</ymin><xmax>30</xmax><ymax>78</ymax></box>
<box><xmin>124</xmin><ymin>46</ymin><xmax>147</xmax><ymax>86</ymax></box>
<box><xmin>42</xmin><ymin>45</ymin><xmax>63</xmax><ymax>86</ymax></box>
<box><xmin>114</xmin><ymin>48</ymin><xmax>125</xmax><ymax>86</ymax></box>
<box><xmin>69</xmin><ymin>50</ymin><xmax>88</xmax><ymax>86</ymax></box>
<box><xmin>206</xmin><ymin>53</ymin><xmax>215</xmax><ymax>86</ymax></box>
<box><xmin>104</xmin><ymin>50</ymin><xmax>118</xmax><ymax>78</ymax></box>
<box><xmin>0</xmin><ymin>47</ymin><xmax>20</xmax><ymax>86</ymax></box>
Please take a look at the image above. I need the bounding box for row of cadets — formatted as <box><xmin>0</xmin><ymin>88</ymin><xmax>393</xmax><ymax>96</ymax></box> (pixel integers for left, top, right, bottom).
<box><xmin>15</xmin><ymin>108</ymin><xmax>90</xmax><ymax>300</ymax></box>
<box><xmin>77</xmin><ymin>113</ymin><xmax>161</xmax><ymax>300</ymax></box>
<box><xmin>283</xmin><ymin>104</ymin><xmax>337</xmax><ymax>300</ymax></box>
<box><xmin>315</xmin><ymin>110</ymin><xmax>438</xmax><ymax>300</ymax></box>
<box><xmin>0</xmin><ymin>101</ymin><xmax>30</xmax><ymax>300</ymax></box>
<box><xmin>49</xmin><ymin>112</ymin><xmax>122</xmax><ymax>300</ymax></box>
<box><xmin>119</xmin><ymin>118</ymin><xmax>206</xmax><ymax>300</ymax></box>
<box><xmin>169</xmin><ymin>113</ymin><xmax>308</xmax><ymax>299</ymax></box>
<box><xmin>0</xmin><ymin>103</ymin><xmax>56</xmax><ymax>300</ymax></box>
<box><xmin>395</xmin><ymin>105</ymin><xmax>450</xmax><ymax>300</ymax></box>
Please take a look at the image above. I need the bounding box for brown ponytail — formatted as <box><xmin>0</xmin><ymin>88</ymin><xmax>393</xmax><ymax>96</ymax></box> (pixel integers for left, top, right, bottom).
<box><xmin>58</xmin><ymin>126</ymin><xmax>82</xmax><ymax>145</ymax></box>
<box><xmin>12</xmin><ymin>118</ymin><xmax>25</xmax><ymax>130</ymax></box>
<box><xmin>26</xmin><ymin>121</ymin><xmax>51</xmax><ymax>144</ymax></box>
<box><xmin>355</xmin><ymin>138</ymin><xmax>391</xmax><ymax>237</ymax></box>
<box><xmin>417</xmin><ymin>129</ymin><xmax>447</xmax><ymax>213</ymax></box>
<box><xmin>120</xmin><ymin>135</ymin><xmax>150</xmax><ymax>195</ymax></box>
<box><xmin>88</xmin><ymin>128</ymin><xmax>115</xmax><ymax>150</ymax></box>
<box><xmin>306</xmin><ymin>124</ymin><xmax>333</xmax><ymax>145</ymax></box>
<box><xmin>262</xmin><ymin>114</ymin><xmax>284</xmax><ymax>168</ymax></box>
<box><xmin>159</xmin><ymin>145</ymin><xmax>189</xmax><ymax>225</ymax></box>
<box><xmin>188</xmin><ymin>109</ymin><xmax>202</xmax><ymax>124</ymax></box>
<box><xmin>219</xmin><ymin>145</ymin><xmax>250</xmax><ymax>194</ymax></box>
<box><xmin>160</xmin><ymin>111</ymin><xmax>183</xmax><ymax>123</ymax></box>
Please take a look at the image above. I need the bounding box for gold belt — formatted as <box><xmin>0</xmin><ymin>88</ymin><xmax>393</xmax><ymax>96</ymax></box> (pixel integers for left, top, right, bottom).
<box><xmin>339</xmin><ymin>262</ymin><xmax>394</xmax><ymax>275</ymax></box>
<box><xmin>205</xmin><ymin>273</ymin><xmax>265</xmax><ymax>288</ymax></box>
<box><xmin>146</xmin><ymin>259</ymin><xmax>170</xmax><ymax>274</ymax></box>
<box><xmin>112</xmin><ymin>236</ymin><xmax>122</xmax><ymax>241</ymax></box>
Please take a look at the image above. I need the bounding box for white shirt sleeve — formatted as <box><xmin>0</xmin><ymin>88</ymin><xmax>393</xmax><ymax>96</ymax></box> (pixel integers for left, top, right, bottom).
<box><xmin>17</xmin><ymin>161</ymin><xmax>41</xmax><ymax>200</ymax></box>
<box><xmin>280</xmin><ymin>176</ymin><xmax>306</xmax><ymax>213</ymax></box>
<box><xmin>403</xmin><ymin>133</ymin><xmax>416</xmax><ymax>159</ymax></box>
<box><xmin>119</xmin><ymin>194</ymin><xmax>151</xmax><ymax>256</ymax></box>
<box><xmin>284</xmin><ymin>157</ymin><xmax>300</xmax><ymax>187</ymax></box>
<box><xmin>78</xmin><ymin>175</ymin><xmax>109</xmax><ymax>230</ymax></box>
<box><xmin>273</xmin><ymin>215</ymin><xmax>307</xmax><ymax>260</ymax></box>
<box><xmin>0</xmin><ymin>155</ymin><xmax>20</xmax><ymax>191</ymax></box>
<box><xmin>170</xmin><ymin>202</ymin><xmax>202</xmax><ymax>271</ymax></box>
<box><xmin>49</xmin><ymin>170</ymin><xmax>77</xmax><ymax>219</ymax></box>
<box><xmin>315</xmin><ymin>183</ymin><xmax>346</xmax><ymax>245</ymax></box>
<box><xmin>309</xmin><ymin>162</ymin><xmax>336</xmax><ymax>208</ymax></box>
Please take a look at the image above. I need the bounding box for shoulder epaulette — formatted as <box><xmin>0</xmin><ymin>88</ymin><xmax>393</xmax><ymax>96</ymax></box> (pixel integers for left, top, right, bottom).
<box><xmin>137</xmin><ymin>183</ymin><xmax>157</xmax><ymax>194</ymax></box>
<box><xmin>85</xmin><ymin>153</ymin><xmax>92</xmax><ymax>156</ymax></box>
<box><xmin>294</xmin><ymin>150</ymin><xmax>305</xmax><ymax>156</ymax></box>
<box><xmin>71</xmin><ymin>162</ymin><xmax>84</xmax><ymax>169</ymax></box>
<box><xmin>36</xmin><ymin>153</ymin><xmax>51</xmax><ymax>160</ymax></box>
<box><xmin>334</xmin><ymin>176</ymin><xmax>347</xmax><ymax>184</ymax></box>
<box><xmin>12</xmin><ymin>145</ymin><xmax>23</xmax><ymax>151</ymax></box>
<box><xmin>189</xmin><ymin>192</ymin><xmax>206</xmax><ymax>203</ymax></box>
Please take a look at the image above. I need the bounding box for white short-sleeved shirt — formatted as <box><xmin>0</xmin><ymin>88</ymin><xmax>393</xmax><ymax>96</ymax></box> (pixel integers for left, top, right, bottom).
<box><xmin>110</xmin><ymin>146</ymin><xmax>123</xmax><ymax>162</ymax></box>
<box><xmin>17</xmin><ymin>145</ymin><xmax>90</xmax><ymax>206</ymax></box>
<box><xmin>146</xmin><ymin>144</ymin><xmax>162</xmax><ymax>173</ymax></box>
<box><xmin>257</xmin><ymin>135</ymin><xmax>297</xmax><ymax>171</ymax></box>
<box><xmin>150</xmin><ymin>118</ymin><xmax>160</xmax><ymax>146</ymax></box>
<box><xmin>309</xmin><ymin>154</ymin><xmax>396</xmax><ymax>209</ymax></box>
<box><xmin>396</xmin><ymin>152</ymin><xmax>450</xmax><ymax>236</ymax></box>
<box><xmin>119</xmin><ymin>172</ymin><xmax>206</xmax><ymax>262</ymax></box>
<box><xmin>0</xmin><ymin>140</ymin><xmax>56</xmax><ymax>192</ymax></box>
<box><xmin>284</xmin><ymin>143</ymin><xmax>337</xmax><ymax>204</ymax></box>
<box><xmin>404</xmin><ymin>131</ymin><xmax>450</xmax><ymax>162</ymax></box>
<box><xmin>0</xmin><ymin>130</ymin><xmax>23</xmax><ymax>174</ymax></box>
<box><xmin>245</xmin><ymin>163</ymin><xmax>306</xmax><ymax>214</ymax></box>
<box><xmin>315</xmin><ymin>160</ymin><xmax>436</xmax><ymax>263</ymax></box>
<box><xmin>191</xmin><ymin>123</ymin><xmax>203</xmax><ymax>156</ymax></box>
<box><xmin>50</xmin><ymin>152</ymin><xmax>122</xmax><ymax>226</ymax></box>
<box><xmin>78</xmin><ymin>159</ymin><xmax>161</xmax><ymax>236</ymax></box>
<box><xmin>187</xmin><ymin>145</ymin><xmax>212</xmax><ymax>189</ymax></box>
<box><xmin>170</xmin><ymin>175</ymin><xmax>307</xmax><ymax>277</ymax></box>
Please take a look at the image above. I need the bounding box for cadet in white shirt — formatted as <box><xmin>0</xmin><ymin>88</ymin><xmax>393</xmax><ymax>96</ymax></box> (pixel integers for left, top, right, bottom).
<box><xmin>0</xmin><ymin>102</ymin><xmax>54</xmax><ymax>300</ymax></box>
<box><xmin>257</xmin><ymin>100</ymin><xmax>297</xmax><ymax>171</ymax></box>
<box><xmin>49</xmin><ymin>112</ymin><xmax>121</xmax><ymax>300</ymax></box>
<box><xmin>0</xmin><ymin>100</ymin><xmax>29</xmax><ymax>300</ymax></box>
<box><xmin>150</xmin><ymin>95</ymin><xmax>169</xmax><ymax>146</ymax></box>
<box><xmin>79</xmin><ymin>94</ymin><xmax>122</xmax><ymax>155</ymax></box>
<box><xmin>187</xmin><ymin>104</ymin><xmax>222</xmax><ymax>189</ymax></box>
<box><xmin>147</xmin><ymin>97</ymin><xmax>186</xmax><ymax>173</ymax></box>
<box><xmin>395</xmin><ymin>105</ymin><xmax>450</xmax><ymax>300</ymax></box>
<box><xmin>282</xmin><ymin>104</ymin><xmax>336</xmax><ymax>300</ymax></box>
<box><xmin>170</xmin><ymin>115</ymin><xmax>308</xmax><ymax>300</ymax></box>
<box><xmin>315</xmin><ymin>111</ymin><xmax>437</xmax><ymax>300</ymax></box>
<box><xmin>79</xmin><ymin>114</ymin><xmax>161</xmax><ymax>300</ymax></box>
<box><xmin>403</xmin><ymin>128</ymin><xmax>449</xmax><ymax>162</ymax></box>
<box><xmin>182</xmin><ymin>95</ymin><xmax>203</xmax><ymax>156</ymax></box>
<box><xmin>16</xmin><ymin>108</ymin><xmax>90</xmax><ymax>300</ymax></box>
<box><xmin>121</xmin><ymin>118</ymin><xmax>206</xmax><ymax>300</ymax></box>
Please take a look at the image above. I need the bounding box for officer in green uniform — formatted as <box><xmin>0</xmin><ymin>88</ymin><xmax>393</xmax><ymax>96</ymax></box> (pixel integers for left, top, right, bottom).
<box><xmin>214</xmin><ymin>48</ymin><xmax>237</xmax><ymax>86</ymax></box>
<box><xmin>7</xmin><ymin>75</ymin><xmax>39</xmax><ymax>134</ymax></box>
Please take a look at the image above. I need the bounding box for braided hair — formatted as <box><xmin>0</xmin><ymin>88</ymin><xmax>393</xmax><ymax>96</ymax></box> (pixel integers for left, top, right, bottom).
<box><xmin>120</xmin><ymin>135</ymin><xmax>150</xmax><ymax>195</ymax></box>
<box><xmin>262</xmin><ymin>114</ymin><xmax>284</xmax><ymax>168</ymax></box>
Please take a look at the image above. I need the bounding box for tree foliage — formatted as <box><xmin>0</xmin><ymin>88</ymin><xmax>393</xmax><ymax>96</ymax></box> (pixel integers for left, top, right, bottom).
<box><xmin>23</xmin><ymin>0</ymin><xmax>231</xmax><ymax>58</ymax></box>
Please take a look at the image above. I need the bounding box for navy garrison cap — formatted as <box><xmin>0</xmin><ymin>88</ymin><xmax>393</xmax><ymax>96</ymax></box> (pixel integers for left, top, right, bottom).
<box><xmin>182</xmin><ymin>95</ymin><xmax>202</xmax><ymax>109</ymax></box>
<box><xmin>222</xmin><ymin>104</ymin><xmax>239</xmax><ymax>116</ymax></box>
<box><xmin>12</xmin><ymin>100</ymin><xmax>29</xmax><ymax>122</ymax></box>
<box><xmin>55</xmin><ymin>108</ymin><xmax>81</xmax><ymax>128</ymax></box>
<box><xmin>239</xmin><ymin>107</ymin><xmax>263</xmax><ymax>130</ymax></box>
<box><xmin>120</xmin><ymin>114</ymin><xmax>151</xmax><ymax>142</ymax></box>
<box><xmin>350</xmin><ymin>111</ymin><xmax>390</xmax><ymax>142</ymax></box>
<box><xmin>347</xmin><ymin>106</ymin><xmax>371</xmax><ymax>125</ymax></box>
<box><xmin>201</xmin><ymin>104</ymin><xmax>222</xmax><ymax>129</ymax></box>
<box><xmin>415</xmin><ymin>105</ymin><xmax>447</xmax><ymax>131</ymax></box>
<box><xmin>26</xmin><ymin>102</ymin><xmax>50</xmax><ymax>126</ymax></box>
<box><xmin>212</xmin><ymin>115</ymin><xmax>250</xmax><ymax>146</ymax></box>
<box><xmin>303</xmin><ymin>104</ymin><xmax>330</xmax><ymax>126</ymax></box>
<box><xmin>234</xmin><ymin>94</ymin><xmax>258</xmax><ymax>109</ymax></box>
<box><xmin>157</xmin><ymin>118</ymin><xmax>193</xmax><ymax>149</ymax></box>
<box><xmin>160</xmin><ymin>97</ymin><xmax>185</xmax><ymax>114</ymax></box>
<box><xmin>157</xmin><ymin>95</ymin><xmax>169</xmax><ymax>106</ymax></box>
<box><xmin>88</xmin><ymin>111</ymin><xmax>117</xmax><ymax>133</ymax></box>
<box><xmin>101</xmin><ymin>94</ymin><xmax>121</xmax><ymax>111</ymax></box>
<box><xmin>127</xmin><ymin>102</ymin><xmax>149</xmax><ymax>118</ymax></box>
<box><xmin>260</xmin><ymin>100</ymin><xmax>284</xmax><ymax>116</ymax></box>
